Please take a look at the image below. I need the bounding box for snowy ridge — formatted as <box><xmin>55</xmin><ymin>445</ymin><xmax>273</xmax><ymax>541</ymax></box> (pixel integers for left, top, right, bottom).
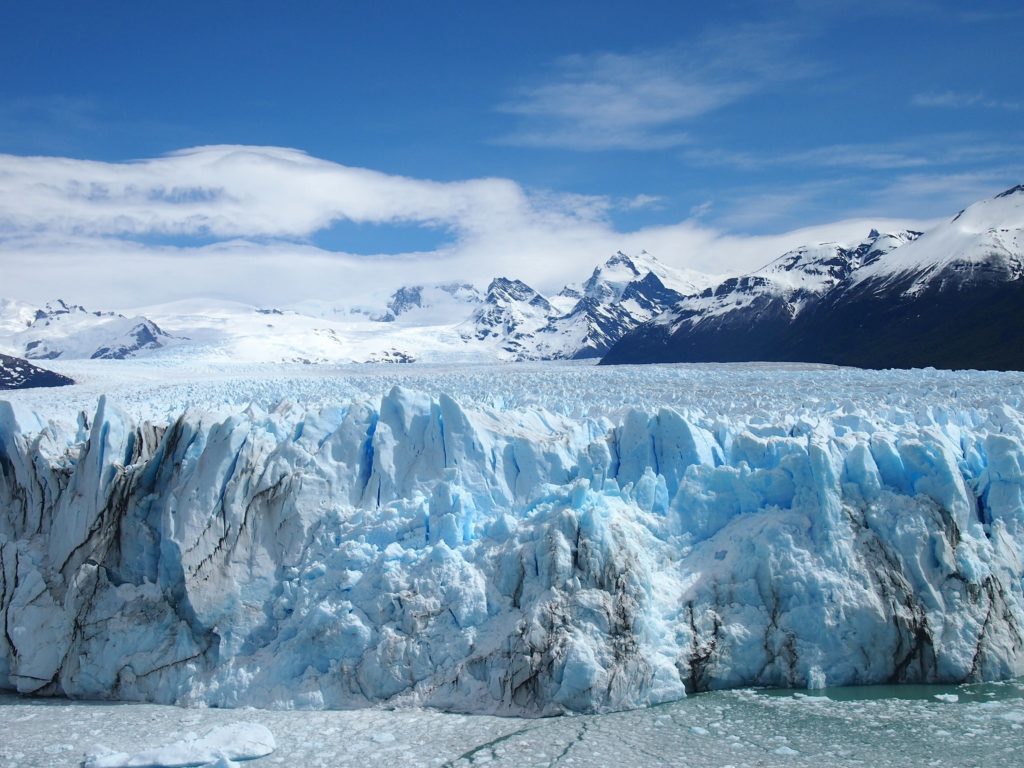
<box><xmin>467</xmin><ymin>252</ymin><xmax>713</xmax><ymax>360</ymax></box>
<box><xmin>0</xmin><ymin>299</ymin><xmax>178</xmax><ymax>361</ymax></box>
<box><xmin>854</xmin><ymin>184</ymin><xmax>1024</xmax><ymax>290</ymax></box>
<box><xmin>2</xmin><ymin>365</ymin><xmax>1023</xmax><ymax>714</ymax></box>
<box><xmin>571</xmin><ymin>250</ymin><xmax>703</xmax><ymax>303</ymax></box>
<box><xmin>604</xmin><ymin>185</ymin><xmax>1024</xmax><ymax>369</ymax></box>
<box><xmin>468</xmin><ymin>277</ymin><xmax>556</xmax><ymax>359</ymax></box>
<box><xmin>375</xmin><ymin>282</ymin><xmax>482</xmax><ymax>324</ymax></box>
<box><xmin>654</xmin><ymin>229</ymin><xmax>920</xmax><ymax>328</ymax></box>
<box><xmin>530</xmin><ymin>252</ymin><xmax>709</xmax><ymax>359</ymax></box>
<box><xmin>760</xmin><ymin>229</ymin><xmax>920</xmax><ymax>292</ymax></box>
<box><xmin>0</xmin><ymin>250</ymin><xmax>707</xmax><ymax>364</ymax></box>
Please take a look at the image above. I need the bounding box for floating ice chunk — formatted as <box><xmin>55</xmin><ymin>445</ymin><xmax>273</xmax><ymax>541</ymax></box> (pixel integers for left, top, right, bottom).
<box><xmin>83</xmin><ymin>722</ymin><xmax>275</xmax><ymax>767</ymax></box>
<box><xmin>934</xmin><ymin>693</ymin><xmax>959</xmax><ymax>703</ymax></box>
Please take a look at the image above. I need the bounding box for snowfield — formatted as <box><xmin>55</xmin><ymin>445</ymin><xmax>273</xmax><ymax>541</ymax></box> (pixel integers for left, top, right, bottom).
<box><xmin>2</xmin><ymin>361</ymin><xmax>1024</xmax><ymax>715</ymax></box>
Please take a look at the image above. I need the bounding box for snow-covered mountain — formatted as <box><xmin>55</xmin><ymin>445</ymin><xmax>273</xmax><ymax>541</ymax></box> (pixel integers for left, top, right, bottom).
<box><xmin>0</xmin><ymin>353</ymin><xmax>74</xmax><ymax>390</ymax></box>
<box><xmin>463</xmin><ymin>251</ymin><xmax>712</xmax><ymax>360</ymax></box>
<box><xmin>603</xmin><ymin>185</ymin><xmax>1024</xmax><ymax>370</ymax></box>
<box><xmin>468</xmin><ymin>277</ymin><xmax>557</xmax><ymax>358</ymax></box>
<box><xmin>0</xmin><ymin>299</ymin><xmax>178</xmax><ymax>361</ymax></box>
<box><xmin>0</xmin><ymin>251</ymin><xmax>708</xmax><ymax>364</ymax></box>
<box><xmin>374</xmin><ymin>282</ymin><xmax>481</xmax><ymax>323</ymax></box>
<box><xmin>533</xmin><ymin>251</ymin><xmax>707</xmax><ymax>359</ymax></box>
<box><xmin>6</xmin><ymin>185</ymin><xmax>1021</xmax><ymax>371</ymax></box>
<box><xmin>855</xmin><ymin>184</ymin><xmax>1024</xmax><ymax>289</ymax></box>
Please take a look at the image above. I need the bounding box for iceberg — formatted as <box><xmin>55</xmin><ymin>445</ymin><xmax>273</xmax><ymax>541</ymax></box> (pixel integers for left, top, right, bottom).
<box><xmin>1</xmin><ymin>369</ymin><xmax>1023</xmax><ymax>715</ymax></box>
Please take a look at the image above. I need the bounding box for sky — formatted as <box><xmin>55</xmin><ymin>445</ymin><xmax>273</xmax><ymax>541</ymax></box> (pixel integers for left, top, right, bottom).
<box><xmin>1</xmin><ymin>0</ymin><xmax>1021</xmax><ymax>308</ymax></box>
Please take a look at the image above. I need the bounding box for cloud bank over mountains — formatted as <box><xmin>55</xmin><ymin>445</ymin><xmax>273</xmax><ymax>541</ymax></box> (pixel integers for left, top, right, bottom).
<box><xmin>1</xmin><ymin>145</ymin><xmax>931</xmax><ymax>308</ymax></box>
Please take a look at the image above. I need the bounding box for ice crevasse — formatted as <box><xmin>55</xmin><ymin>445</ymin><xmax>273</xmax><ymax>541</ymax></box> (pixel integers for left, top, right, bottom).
<box><xmin>1</xmin><ymin>385</ymin><xmax>1023</xmax><ymax>715</ymax></box>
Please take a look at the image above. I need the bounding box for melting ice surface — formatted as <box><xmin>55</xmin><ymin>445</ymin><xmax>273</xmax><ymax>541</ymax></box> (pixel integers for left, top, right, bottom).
<box><xmin>1</xmin><ymin>361</ymin><xmax>1024</xmax><ymax>717</ymax></box>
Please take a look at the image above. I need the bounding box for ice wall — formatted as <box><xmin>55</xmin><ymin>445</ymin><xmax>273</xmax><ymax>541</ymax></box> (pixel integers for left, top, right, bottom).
<box><xmin>1</xmin><ymin>385</ymin><xmax>1023</xmax><ymax>714</ymax></box>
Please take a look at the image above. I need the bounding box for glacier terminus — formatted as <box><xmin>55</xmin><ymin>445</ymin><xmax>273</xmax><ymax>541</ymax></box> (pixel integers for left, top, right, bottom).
<box><xmin>1</xmin><ymin>362</ymin><xmax>1022</xmax><ymax>715</ymax></box>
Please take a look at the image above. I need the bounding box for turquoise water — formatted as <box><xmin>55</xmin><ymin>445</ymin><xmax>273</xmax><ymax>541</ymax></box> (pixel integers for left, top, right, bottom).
<box><xmin>2</xmin><ymin>680</ymin><xmax>1023</xmax><ymax>767</ymax></box>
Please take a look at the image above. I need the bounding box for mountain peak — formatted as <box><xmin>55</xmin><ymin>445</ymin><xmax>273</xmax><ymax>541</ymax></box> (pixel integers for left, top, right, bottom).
<box><xmin>603</xmin><ymin>250</ymin><xmax>641</xmax><ymax>270</ymax></box>
<box><xmin>994</xmin><ymin>184</ymin><xmax>1024</xmax><ymax>199</ymax></box>
<box><xmin>485</xmin><ymin>277</ymin><xmax>551</xmax><ymax>311</ymax></box>
<box><xmin>36</xmin><ymin>299</ymin><xmax>81</xmax><ymax>319</ymax></box>
<box><xmin>381</xmin><ymin>285</ymin><xmax>424</xmax><ymax>320</ymax></box>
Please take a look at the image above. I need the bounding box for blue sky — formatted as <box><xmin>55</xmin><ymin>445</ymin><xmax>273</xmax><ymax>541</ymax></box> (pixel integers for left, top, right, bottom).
<box><xmin>0</xmin><ymin>0</ymin><xmax>1021</xmax><ymax>305</ymax></box>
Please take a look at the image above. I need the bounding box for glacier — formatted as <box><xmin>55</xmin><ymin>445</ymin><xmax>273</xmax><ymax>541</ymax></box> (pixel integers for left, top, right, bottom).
<box><xmin>1</xmin><ymin>363</ymin><xmax>1023</xmax><ymax>715</ymax></box>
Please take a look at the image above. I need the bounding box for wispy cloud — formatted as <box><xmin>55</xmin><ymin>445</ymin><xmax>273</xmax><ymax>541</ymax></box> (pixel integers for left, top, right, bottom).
<box><xmin>957</xmin><ymin>8</ymin><xmax>1024</xmax><ymax>23</ymax></box>
<box><xmin>619</xmin><ymin>194</ymin><xmax>664</xmax><ymax>210</ymax></box>
<box><xmin>707</xmin><ymin>180</ymin><xmax>851</xmax><ymax>231</ymax></box>
<box><xmin>0</xmin><ymin>94</ymin><xmax>192</xmax><ymax>156</ymax></box>
<box><xmin>701</xmin><ymin>168</ymin><xmax>1022</xmax><ymax>233</ymax></box>
<box><xmin>495</xmin><ymin>24</ymin><xmax>808</xmax><ymax>151</ymax></box>
<box><xmin>684</xmin><ymin>135</ymin><xmax>1023</xmax><ymax>172</ymax></box>
<box><xmin>0</xmin><ymin>95</ymin><xmax>106</xmax><ymax>154</ymax></box>
<box><xmin>864</xmin><ymin>170</ymin><xmax>1024</xmax><ymax>215</ymax></box>
<box><xmin>912</xmin><ymin>90</ymin><xmax>1021</xmax><ymax>111</ymax></box>
<box><xmin>0</xmin><ymin>145</ymin><xmax>1005</xmax><ymax>308</ymax></box>
<box><xmin>685</xmin><ymin>144</ymin><xmax>928</xmax><ymax>171</ymax></box>
<box><xmin>496</xmin><ymin>52</ymin><xmax>714</xmax><ymax>150</ymax></box>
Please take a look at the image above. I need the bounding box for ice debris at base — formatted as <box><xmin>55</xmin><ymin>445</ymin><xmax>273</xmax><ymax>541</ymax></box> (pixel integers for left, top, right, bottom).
<box><xmin>2</xmin><ymin>364</ymin><xmax>1024</xmax><ymax>714</ymax></box>
<box><xmin>83</xmin><ymin>722</ymin><xmax>275</xmax><ymax>767</ymax></box>
<box><xmin>3</xmin><ymin>684</ymin><xmax>1024</xmax><ymax>768</ymax></box>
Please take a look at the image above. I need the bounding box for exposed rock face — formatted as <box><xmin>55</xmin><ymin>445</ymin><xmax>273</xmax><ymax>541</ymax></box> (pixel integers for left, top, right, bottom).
<box><xmin>468</xmin><ymin>252</ymin><xmax>707</xmax><ymax>360</ymax></box>
<box><xmin>0</xmin><ymin>354</ymin><xmax>74</xmax><ymax>390</ymax></box>
<box><xmin>603</xmin><ymin>186</ymin><xmax>1024</xmax><ymax>370</ymax></box>
<box><xmin>1</xmin><ymin>384</ymin><xmax>1023</xmax><ymax>714</ymax></box>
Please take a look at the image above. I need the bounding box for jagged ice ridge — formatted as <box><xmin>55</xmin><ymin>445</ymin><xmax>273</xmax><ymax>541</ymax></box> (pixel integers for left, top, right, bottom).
<box><xmin>1</xmin><ymin>365</ymin><xmax>1024</xmax><ymax>714</ymax></box>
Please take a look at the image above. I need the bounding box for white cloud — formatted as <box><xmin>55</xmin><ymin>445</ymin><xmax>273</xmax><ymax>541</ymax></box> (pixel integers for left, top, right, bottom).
<box><xmin>619</xmin><ymin>194</ymin><xmax>664</xmax><ymax>210</ymax></box>
<box><xmin>0</xmin><ymin>145</ymin><xmax>952</xmax><ymax>309</ymax></box>
<box><xmin>496</xmin><ymin>52</ymin><xmax>731</xmax><ymax>150</ymax></box>
<box><xmin>688</xmin><ymin>200</ymin><xmax>713</xmax><ymax>219</ymax></box>
<box><xmin>495</xmin><ymin>25</ymin><xmax>806</xmax><ymax>151</ymax></box>
<box><xmin>861</xmin><ymin>170</ymin><xmax>1024</xmax><ymax>216</ymax></box>
<box><xmin>912</xmin><ymin>91</ymin><xmax>1021</xmax><ymax>111</ymax></box>
<box><xmin>684</xmin><ymin>135</ymin><xmax>1023</xmax><ymax>172</ymax></box>
<box><xmin>685</xmin><ymin>144</ymin><xmax>930</xmax><ymax>171</ymax></box>
<box><xmin>0</xmin><ymin>145</ymin><xmax>534</xmax><ymax>239</ymax></box>
<box><xmin>691</xmin><ymin>168</ymin><xmax>1020</xmax><ymax>233</ymax></box>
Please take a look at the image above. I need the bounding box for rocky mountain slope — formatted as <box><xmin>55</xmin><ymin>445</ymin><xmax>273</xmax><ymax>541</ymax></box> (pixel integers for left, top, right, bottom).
<box><xmin>602</xmin><ymin>186</ymin><xmax>1024</xmax><ymax>370</ymax></box>
<box><xmin>0</xmin><ymin>353</ymin><xmax>74</xmax><ymax>390</ymax></box>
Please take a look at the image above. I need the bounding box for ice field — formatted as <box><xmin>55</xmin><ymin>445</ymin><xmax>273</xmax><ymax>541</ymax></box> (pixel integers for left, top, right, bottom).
<box><xmin>2</xmin><ymin>680</ymin><xmax>1023</xmax><ymax>767</ymax></box>
<box><xmin>3</xmin><ymin>360</ymin><xmax>1024</xmax><ymax>718</ymax></box>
